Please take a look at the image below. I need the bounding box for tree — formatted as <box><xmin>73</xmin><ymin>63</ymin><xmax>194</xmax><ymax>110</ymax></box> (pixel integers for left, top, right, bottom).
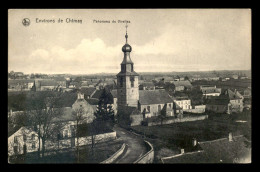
<box><xmin>26</xmin><ymin>95</ymin><xmax>62</xmax><ymax>158</ymax></box>
<box><xmin>91</xmin><ymin>89</ymin><xmax>115</xmax><ymax>155</ymax></box>
<box><xmin>72</xmin><ymin>106</ymin><xmax>85</xmax><ymax>163</ymax></box>
<box><xmin>157</xmin><ymin>105</ymin><xmax>167</xmax><ymax>125</ymax></box>
<box><xmin>184</xmin><ymin>76</ymin><xmax>189</xmax><ymax>81</ymax></box>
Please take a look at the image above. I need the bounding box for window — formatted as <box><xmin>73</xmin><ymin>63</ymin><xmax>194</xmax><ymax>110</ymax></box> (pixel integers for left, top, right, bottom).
<box><xmin>64</xmin><ymin>130</ymin><xmax>68</xmax><ymax>138</ymax></box>
<box><xmin>121</xmin><ymin>65</ymin><xmax>125</xmax><ymax>72</ymax></box>
<box><xmin>158</xmin><ymin>105</ymin><xmax>161</xmax><ymax>111</ymax></box>
<box><xmin>120</xmin><ymin>77</ymin><xmax>123</xmax><ymax>87</ymax></box>
<box><xmin>169</xmin><ymin>104</ymin><xmax>171</xmax><ymax>108</ymax></box>
<box><xmin>14</xmin><ymin>136</ymin><xmax>18</xmax><ymax>143</ymax></box>
<box><xmin>131</xmin><ymin>64</ymin><xmax>133</xmax><ymax>72</ymax></box>
<box><xmin>130</xmin><ymin>76</ymin><xmax>135</xmax><ymax>87</ymax></box>
<box><xmin>147</xmin><ymin>106</ymin><xmax>150</xmax><ymax>112</ymax></box>
<box><xmin>14</xmin><ymin>146</ymin><xmax>18</xmax><ymax>154</ymax></box>
<box><xmin>23</xmin><ymin>134</ymin><xmax>27</xmax><ymax>142</ymax></box>
<box><xmin>31</xmin><ymin>134</ymin><xmax>35</xmax><ymax>140</ymax></box>
<box><xmin>32</xmin><ymin>142</ymin><xmax>36</xmax><ymax>149</ymax></box>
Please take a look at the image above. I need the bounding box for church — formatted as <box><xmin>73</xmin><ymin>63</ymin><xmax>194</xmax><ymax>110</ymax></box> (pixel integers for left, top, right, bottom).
<box><xmin>116</xmin><ymin>26</ymin><xmax>175</xmax><ymax>126</ymax></box>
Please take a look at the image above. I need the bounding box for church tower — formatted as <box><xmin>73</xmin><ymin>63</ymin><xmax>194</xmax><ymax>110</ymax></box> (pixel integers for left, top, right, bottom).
<box><xmin>117</xmin><ymin>25</ymin><xmax>139</xmax><ymax>113</ymax></box>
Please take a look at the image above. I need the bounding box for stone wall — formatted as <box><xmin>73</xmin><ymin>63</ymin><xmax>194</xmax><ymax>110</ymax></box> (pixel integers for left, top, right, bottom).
<box><xmin>100</xmin><ymin>143</ymin><xmax>126</xmax><ymax>163</ymax></box>
<box><xmin>183</xmin><ymin>108</ymin><xmax>205</xmax><ymax>113</ymax></box>
<box><xmin>130</xmin><ymin>114</ymin><xmax>144</xmax><ymax>126</ymax></box>
<box><xmin>147</xmin><ymin>115</ymin><xmax>208</xmax><ymax>126</ymax></box>
<box><xmin>134</xmin><ymin>140</ymin><xmax>154</xmax><ymax>163</ymax></box>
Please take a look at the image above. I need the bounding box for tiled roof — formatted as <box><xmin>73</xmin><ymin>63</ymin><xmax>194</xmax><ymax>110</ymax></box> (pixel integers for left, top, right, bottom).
<box><xmin>207</xmin><ymin>97</ymin><xmax>230</xmax><ymax>105</ymax></box>
<box><xmin>173</xmin><ymin>81</ymin><xmax>192</xmax><ymax>88</ymax></box>
<box><xmin>91</xmin><ymin>89</ymin><xmax>104</xmax><ymax>99</ymax></box>
<box><xmin>163</xmin><ymin>135</ymin><xmax>251</xmax><ymax>163</ymax></box>
<box><xmin>79</xmin><ymin>87</ymin><xmax>96</xmax><ymax>96</ymax></box>
<box><xmin>222</xmin><ymin>89</ymin><xmax>242</xmax><ymax>100</ymax></box>
<box><xmin>139</xmin><ymin>90</ymin><xmax>173</xmax><ymax>105</ymax></box>
<box><xmin>8</xmin><ymin>79</ymin><xmax>35</xmax><ymax>85</ymax></box>
<box><xmin>202</xmin><ymin>88</ymin><xmax>221</xmax><ymax>94</ymax></box>
<box><xmin>139</xmin><ymin>82</ymin><xmax>155</xmax><ymax>87</ymax></box>
<box><xmin>55</xmin><ymin>92</ymin><xmax>78</xmax><ymax>107</ymax></box>
<box><xmin>40</xmin><ymin>80</ymin><xmax>58</xmax><ymax>86</ymax></box>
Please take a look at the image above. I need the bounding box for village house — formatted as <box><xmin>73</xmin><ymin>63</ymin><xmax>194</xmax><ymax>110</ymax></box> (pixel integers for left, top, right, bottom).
<box><xmin>8</xmin><ymin>127</ymin><xmax>40</xmax><ymax>156</ymax></box>
<box><xmin>8</xmin><ymin>91</ymin><xmax>116</xmax><ymax>157</ymax></box>
<box><xmin>161</xmin><ymin>133</ymin><xmax>251</xmax><ymax>163</ymax></box>
<box><xmin>206</xmin><ymin>89</ymin><xmax>243</xmax><ymax>114</ymax></box>
<box><xmin>138</xmin><ymin>89</ymin><xmax>174</xmax><ymax>118</ymax></box>
<box><xmin>8</xmin><ymin>79</ymin><xmax>35</xmax><ymax>91</ymax></box>
<box><xmin>139</xmin><ymin>81</ymin><xmax>155</xmax><ymax>90</ymax></box>
<box><xmin>202</xmin><ymin>88</ymin><xmax>222</xmax><ymax>98</ymax></box>
<box><xmin>172</xmin><ymin>80</ymin><xmax>192</xmax><ymax>92</ymax></box>
<box><xmin>173</xmin><ymin>97</ymin><xmax>192</xmax><ymax>110</ymax></box>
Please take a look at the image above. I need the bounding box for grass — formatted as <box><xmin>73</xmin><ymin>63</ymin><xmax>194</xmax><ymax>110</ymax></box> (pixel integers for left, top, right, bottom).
<box><xmin>131</xmin><ymin>111</ymin><xmax>251</xmax><ymax>151</ymax></box>
<box><xmin>9</xmin><ymin>139</ymin><xmax>124</xmax><ymax>164</ymax></box>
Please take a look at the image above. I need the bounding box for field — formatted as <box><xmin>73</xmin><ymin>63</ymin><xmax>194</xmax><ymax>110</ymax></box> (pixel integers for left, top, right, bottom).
<box><xmin>131</xmin><ymin>111</ymin><xmax>251</xmax><ymax>162</ymax></box>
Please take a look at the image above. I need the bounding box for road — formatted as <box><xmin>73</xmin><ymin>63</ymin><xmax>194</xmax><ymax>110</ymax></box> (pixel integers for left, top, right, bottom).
<box><xmin>113</xmin><ymin>125</ymin><xmax>147</xmax><ymax>163</ymax></box>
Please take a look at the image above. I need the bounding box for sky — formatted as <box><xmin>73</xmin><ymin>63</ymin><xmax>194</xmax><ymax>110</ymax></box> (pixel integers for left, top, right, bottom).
<box><xmin>8</xmin><ymin>9</ymin><xmax>251</xmax><ymax>74</ymax></box>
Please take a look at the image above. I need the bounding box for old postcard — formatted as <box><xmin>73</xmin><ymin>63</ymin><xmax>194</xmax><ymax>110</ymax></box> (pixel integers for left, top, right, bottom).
<box><xmin>8</xmin><ymin>9</ymin><xmax>251</xmax><ymax>164</ymax></box>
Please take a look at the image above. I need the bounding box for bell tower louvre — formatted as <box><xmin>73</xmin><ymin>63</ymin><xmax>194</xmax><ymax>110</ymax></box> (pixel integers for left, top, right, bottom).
<box><xmin>117</xmin><ymin>24</ymin><xmax>139</xmax><ymax>113</ymax></box>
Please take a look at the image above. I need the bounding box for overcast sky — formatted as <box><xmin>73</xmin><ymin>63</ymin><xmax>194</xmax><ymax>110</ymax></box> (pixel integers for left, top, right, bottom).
<box><xmin>8</xmin><ymin>9</ymin><xmax>251</xmax><ymax>74</ymax></box>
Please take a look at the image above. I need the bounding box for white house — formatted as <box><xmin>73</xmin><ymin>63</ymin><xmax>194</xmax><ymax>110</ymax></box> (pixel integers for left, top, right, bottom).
<box><xmin>8</xmin><ymin>127</ymin><xmax>40</xmax><ymax>156</ymax></box>
<box><xmin>174</xmin><ymin>98</ymin><xmax>192</xmax><ymax>110</ymax></box>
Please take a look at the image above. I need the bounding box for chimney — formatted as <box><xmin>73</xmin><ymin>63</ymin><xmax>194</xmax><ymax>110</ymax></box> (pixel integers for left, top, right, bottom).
<box><xmin>180</xmin><ymin>148</ymin><xmax>185</xmax><ymax>154</ymax></box>
<box><xmin>229</xmin><ymin>132</ymin><xmax>233</xmax><ymax>142</ymax></box>
<box><xmin>192</xmin><ymin>138</ymin><xmax>197</xmax><ymax>147</ymax></box>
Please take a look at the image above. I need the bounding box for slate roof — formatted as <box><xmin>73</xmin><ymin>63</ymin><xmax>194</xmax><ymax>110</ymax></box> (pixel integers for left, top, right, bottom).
<box><xmin>8</xmin><ymin>79</ymin><xmax>35</xmax><ymax>85</ymax></box>
<box><xmin>202</xmin><ymin>88</ymin><xmax>221</xmax><ymax>94</ymax></box>
<box><xmin>207</xmin><ymin>97</ymin><xmax>230</xmax><ymax>105</ymax></box>
<box><xmin>139</xmin><ymin>90</ymin><xmax>173</xmax><ymax>105</ymax></box>
<box><xmin>173</xmin><ymin>81</ymin><xmax>192</xmax><ymax>88</ymax></box>
<box><xmin>40</xmin><ymin>80</ymin><xmax>58</xmax><ymax>86</ymax></box>
<box><xmin>162</xmin><ymin>135</ymin><xmax>251</xmax><ymax>163</ymax></box>
<box><xmin>79</xmin><ymin>87</ymin><xmax>96</xmax><ymax>97</ymax></box>
<box><xmin>222</xmin><ymin>89</ymin><xmax>242</xmax><ymax>100</ymax></box>
<box><xmin>91</xmin><ymin>89</ymin><xmax>104</xmax><ymax>99</ymax></box>
<box><xmin>139</xmin><ymin>82</ymin><xmax>155</xmax><ymax>87</ymax></box>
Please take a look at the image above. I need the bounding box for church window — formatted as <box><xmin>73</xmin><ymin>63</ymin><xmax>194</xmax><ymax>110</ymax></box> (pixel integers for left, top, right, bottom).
<box><xmin>121</xmin><ymin>65</ymin><xmax>125</xmax><ymax>72</ymax></box>
<box><xmin>130</xmin><ymin>76</ymin><xmax>135</xmax><ymax>87</ymax></box>
<box><xmin>169</xmin><ymin>104</ymin><xmax>171</xmax><ymax>108</ymax></box>
<box><xmin>131</xmin><ymin>64</ymin><xmax>133</xmax><ymax>72</ymax></box>
<box><xmin>31</xmin><ymin>134</ymin><xmax>35</xmax><ymax>140</ymax></box>
<box><xmin>120</xmin><ymin>77</ymin><xmax>123</xmax><ymax>87</ymax></box>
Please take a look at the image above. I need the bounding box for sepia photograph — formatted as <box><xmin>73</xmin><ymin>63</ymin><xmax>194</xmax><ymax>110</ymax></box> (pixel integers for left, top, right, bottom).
<box><xmin>8</xmin><ymin>9</ymin><xmax>251</xmax><ymax>164</ymax></box>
